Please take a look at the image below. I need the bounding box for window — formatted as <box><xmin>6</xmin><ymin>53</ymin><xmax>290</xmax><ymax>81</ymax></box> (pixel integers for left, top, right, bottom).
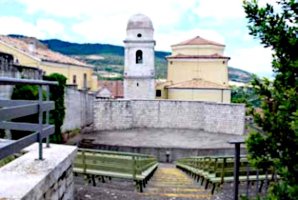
<box><xmin>136</xmin><ymin>50</ymin><xmax>143</xmax><ymax>64</ymax></box>
<box><xmin>137</xmin><ymin>33</ymin><xmax>142</xmax><ymax>38</ymax></box>
<box><xmin>156</xmin><ymin>90</ymin><xmax>162</xmax><ymax>97</ymax></box>
<box><xmin>73</xmin><ymin>75</ymin><xmax>77</xmax><ymax>84</ymax></box>
<box><xmin>83</xmin><ymin>73</ymin><xmax>87</xmax><ymax>89</ymax></box>
<box><xmin>136</xmin><ymin>83</ymin><xmax>139</xmax><ymax>87</ymax></box>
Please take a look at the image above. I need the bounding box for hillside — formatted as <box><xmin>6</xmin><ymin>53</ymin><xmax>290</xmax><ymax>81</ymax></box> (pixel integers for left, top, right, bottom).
<box><xmin>9</xmin><ymin>35</ymin><xmax>252</xmax><ymax>82</ymax></box>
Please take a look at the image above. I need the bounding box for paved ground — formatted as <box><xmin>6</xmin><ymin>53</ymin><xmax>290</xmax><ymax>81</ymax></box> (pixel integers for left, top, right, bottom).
<box><xmin>78</xmin><ymin>128</ymin><xmax>243</xmax><ymax>149</ymax></box>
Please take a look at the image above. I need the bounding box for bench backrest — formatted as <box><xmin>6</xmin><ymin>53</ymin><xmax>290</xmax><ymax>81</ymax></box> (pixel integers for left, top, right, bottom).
<box><xmin>74</xmin><ymin>148</ymin><xmax>157</xmax><ymax>179</ymax></box>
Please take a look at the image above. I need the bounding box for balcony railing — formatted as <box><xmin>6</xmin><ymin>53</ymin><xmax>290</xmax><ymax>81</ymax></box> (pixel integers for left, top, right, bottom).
<box><xmin>0</xmin><ymin>77</ymin><xmax>57</xmax><ymax>160</ymax></box>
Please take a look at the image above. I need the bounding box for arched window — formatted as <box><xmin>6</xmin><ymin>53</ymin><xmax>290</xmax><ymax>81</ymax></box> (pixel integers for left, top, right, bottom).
<box><xmin>136</xmin><ymin>50</ymin><xmax>143</xmax><ymax>64</ymax></box>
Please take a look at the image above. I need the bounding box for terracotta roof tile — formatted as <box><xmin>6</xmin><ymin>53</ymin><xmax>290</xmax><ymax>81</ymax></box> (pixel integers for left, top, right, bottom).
<box><xmin>0</xmin><ymin>35</ymin><xmax>89</xmax><ymax>67</ymax></box>
<box><xmin>166</xmin><ymin>79</ymin><xmax>229</xmax><ymax>89</ymax></box>
<box><xmin>172</xmin><ymin>36</ymin><xmax>225</xmax><ymax>47</ymax></box>
<box><xmin>98</xmin><ymin>80</ymin><xmax>124</xmax><ymax>98</ymax></box>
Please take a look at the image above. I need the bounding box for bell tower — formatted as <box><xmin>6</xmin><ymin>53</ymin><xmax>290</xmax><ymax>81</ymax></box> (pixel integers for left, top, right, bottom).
<box><xmin>123</xmin><ymin>13</ymin><xmax>155</xmax><ymax>99</ymax></box>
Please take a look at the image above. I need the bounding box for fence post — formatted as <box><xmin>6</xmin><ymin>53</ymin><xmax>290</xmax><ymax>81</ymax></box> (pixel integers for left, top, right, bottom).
<box><xmin>38</xmin><ymin>85</ymin><xmax>43</xmax><ymax>160</ymax></box>
<box><xmin>46</xmin><ymin>85</ymin><xmax>50</xmax><ymax>148</ymax></box>
<box><xmin>229</xmin><ymin>138</ymin><xmax>244</xmax><ymax>200</ymax></box>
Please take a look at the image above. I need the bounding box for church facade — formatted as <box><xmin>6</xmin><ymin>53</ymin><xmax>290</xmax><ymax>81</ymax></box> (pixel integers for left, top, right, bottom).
<box><xmin>123</xmin><ymin>14</ymin><xmax>156</xmax><ymax>99</ymax></box>
<box><xmin>156</xmin><ymin>36</ymin><xmax>231</xmax><ymax>103</ymax></box>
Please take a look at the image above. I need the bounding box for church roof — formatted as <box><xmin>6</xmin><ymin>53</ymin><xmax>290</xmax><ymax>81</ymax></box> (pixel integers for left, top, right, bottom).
<box><xmin>166</xmin><ymin>79</ymin><xmax>229</xmax><ymax>90</ymax></box>
<box><xmin>0</xmin><ymin>35</ymin><xmax>90</xmax><ymax>68</ymax></box>
<box><xmin>166</xmin><ymin>53</ymin><xmax>230</xmax><ymax>60</ymax></box>
<box><xmin>127</xmin><ymin>13</ymin><xmax>154</xmax><ymax>30</ymax></box>
<box><xmin>172</xmin><ymin>36</ymin><xmax>225</xmax><ymax>47</ymax></box>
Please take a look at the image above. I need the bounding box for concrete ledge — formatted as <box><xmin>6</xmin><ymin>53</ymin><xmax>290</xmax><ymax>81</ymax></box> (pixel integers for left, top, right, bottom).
<box><xmin>0</xmin><ymin>143</ymin><xmax>77</xmax><ymax>200</ymax></box>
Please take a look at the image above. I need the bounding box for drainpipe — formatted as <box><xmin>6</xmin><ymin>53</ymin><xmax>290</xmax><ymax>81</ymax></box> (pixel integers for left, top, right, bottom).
<box><xmin>221</xmin><ymin>89</ymin><xmax>224</xmax><ymax>103</ymax></box>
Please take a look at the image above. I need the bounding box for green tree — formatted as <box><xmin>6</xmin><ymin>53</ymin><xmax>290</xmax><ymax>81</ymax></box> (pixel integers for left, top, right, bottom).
<box><xmin>243</xmin><ymin>0</ymin><xmax>298</xmax><ymax>199</ymax></box>
<box><xmin>10</xmin><ymin>84</ymin><xmax>39</xmax><ymax>139</ymax></box>
<box><xmin>43</xmin><ymin>73</ymin><xmax>67</xmax><ymax>143</ymax></box>
<box><xmin>10</xmin><ymin>73</ymin><xmax>67</xmax><ymax>143</ymax></box>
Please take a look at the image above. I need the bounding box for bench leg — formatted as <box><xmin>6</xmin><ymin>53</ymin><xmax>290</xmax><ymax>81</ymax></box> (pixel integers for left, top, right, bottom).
<box><xmin>91</xmin><ymin>175</ymin><xmax>96</xmax><ymax>186</ymax></box>
<box><xmin>205</xmin><ymin>180</ymin><xmax>209</xmax><ymax>190</ymax></box>
<box><xmin>136</xmin><ymin>181</ymin><xmax>143</xmax><ymax>193</ymax></box>
<box><xmin>259</xmin><ymin>180</ymin><xmax>264</xmax><ymax>193</ymax></box>
<box><xmin>201</xmin><ymin>177</ymin><xmax>205</xmax><ymax>185</ymax></box>
<box><xmin>211</xmin><ymin>183</ymin><xmax>216</xmax><ymax>194</ymax></box>
<box><xmin>101</xmin><ymin>176</ymin><xmax>105</xmax><ymax>183</ymax></box>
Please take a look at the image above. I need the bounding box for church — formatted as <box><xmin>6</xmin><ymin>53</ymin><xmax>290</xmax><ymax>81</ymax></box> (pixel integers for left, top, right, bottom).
<box><xmin>124</xmin><ymin>14</ymin><xmax>231</xmax><ymax>103</ymax></box>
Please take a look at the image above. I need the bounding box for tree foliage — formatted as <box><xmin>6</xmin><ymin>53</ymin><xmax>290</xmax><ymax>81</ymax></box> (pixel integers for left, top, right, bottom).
<box><xmin>11</xmin><ymin>73</ymin><xmax>66</xmax><ymax>143</ymax></box>
<box><xmin>43</xmin><ymin>73</ymin><xmax>67</xmax><ymax>143</ymax></box>
<box><xmin>243</xmin><ymin>0</ymin><xmax>298</xmax><ymax>199</ymax></box>
<box><xmin>231</xmin><ymin>84</ymin><xmax>261</xmax><ymax>107</ymax></box>
<box><xmin>10</xmin><ymin>84</ymin><xmax>39</xmax><ymax>139</ymax></box>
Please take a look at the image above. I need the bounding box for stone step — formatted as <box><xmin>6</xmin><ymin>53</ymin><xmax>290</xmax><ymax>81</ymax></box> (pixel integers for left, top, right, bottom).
<box><xmin>142</xmin><ymin>192</ymin><xmax>212</xmax><ymax>199</ymax></box>
<box><xmin>144</xmin><ymin>164</ymin><xmax>212</xmax><ymax>200</ymax></box>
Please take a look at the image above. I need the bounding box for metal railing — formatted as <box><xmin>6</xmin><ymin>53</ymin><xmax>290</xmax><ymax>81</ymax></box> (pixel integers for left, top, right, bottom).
<box><xmin>229</xmin><ymin>139</ymin><xmax>278</xmax><ymax>200</ymax></box>
<box><xmin>0</xmin><ymin>77</ymin><xmax>57</xmax><ymax>160</ymax></box>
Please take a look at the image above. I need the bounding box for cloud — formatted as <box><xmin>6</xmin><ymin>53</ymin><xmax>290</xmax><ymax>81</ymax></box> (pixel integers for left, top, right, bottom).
<box><xmin>195</xmin><ymin>0</ymin><xmax>245</xmax><ymax>21</ymax></box>
<box><xmin>18</xmin><ymin>0</ymin><xmax>197</xmax><ymax>24</ymax></box>
<box><xmin>228</xmin><ymin>46</ymin><xmax>273</xmax><ymax>77</ymax></box>
<box><xmin>0</xmin><ymin>16</ymin><xmax>68</xmax><ymax>40</ymax></box>
<box><xmin>0</xmin><ymin>16</ymin><xmax>45</xmax><ymax>37</ymax></box>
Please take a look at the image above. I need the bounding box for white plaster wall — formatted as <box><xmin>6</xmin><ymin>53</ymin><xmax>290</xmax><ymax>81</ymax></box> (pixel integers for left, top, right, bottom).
<box><xmin>126</xmin><ymin>29</ymin><xmax>154</xmax><ymax>41</ymax></box>
<box><xmin>124</xmin><ymin>78</ymin><xmax>155</xmax><ymax>100</ymax></box>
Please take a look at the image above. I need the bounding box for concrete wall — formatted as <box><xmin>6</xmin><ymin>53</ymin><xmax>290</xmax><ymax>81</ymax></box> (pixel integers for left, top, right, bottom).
<box><xmin>0</xmin><ymin>143</ymin><xmax>77</xmax><ymax>200</ymax></box>
<box><xmin>62</xmin><ymin>86</ymin><xmax>94</xmax><ymax>132</ymax></box>
<box><xmin>94</xmin><ymin>99</ymin><xmax>245</xmax><ymax>135</ymax></box>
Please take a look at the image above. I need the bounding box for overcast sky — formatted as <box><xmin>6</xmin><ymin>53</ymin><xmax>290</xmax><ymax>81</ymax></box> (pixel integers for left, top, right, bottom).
<box><xmin>0</xmin><ymin>0</ymin><xmax>276</xmax><ymax>77</ymax></box>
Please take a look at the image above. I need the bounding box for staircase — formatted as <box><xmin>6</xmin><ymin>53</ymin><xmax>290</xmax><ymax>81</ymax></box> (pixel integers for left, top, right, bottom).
<box><xmin>143</xmin><ymin>163</ymin><xmax>212</xmax><ymax>200</ymax></box>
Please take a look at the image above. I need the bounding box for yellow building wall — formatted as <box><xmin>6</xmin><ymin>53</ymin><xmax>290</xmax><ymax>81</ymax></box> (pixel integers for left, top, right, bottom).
<box><xmin>168</xmin><ymin>89</ymin><xmax>231</xmax><ymax>103</ymax></box>
<box><xmin>167</xmin><ymin>60</ymin><xmax>228</xmax><ymax>85</ymax></box>
<box><xmin>0</xmin><ymin>42</ymin><xmax>98</xmax><ymax>91</ymax></box>
<box><xmin>40</xmin><ymin>63</ymin><xmax>95</xmax><ymax>91</ymax></box>
<box><xmin>0</xmin><ymin>42</ymin><xmax>39</xmax><ymax>67</ymax></box>
<box><xmin>172</xmin><ymin>45</ymin><xmax>224</xmax><ymax>56</ymax></box>
<box><xmin>155</xmin><ymin>82</ymin><xmax>169</xmax><ymax>99</ymax></box>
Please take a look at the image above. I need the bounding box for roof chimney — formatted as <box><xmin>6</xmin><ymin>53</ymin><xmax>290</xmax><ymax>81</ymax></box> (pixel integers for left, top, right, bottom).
<box><xmin>28</xmin><ymin>42</ymin><xmax>36</xmax><ymax>55</ymax></box>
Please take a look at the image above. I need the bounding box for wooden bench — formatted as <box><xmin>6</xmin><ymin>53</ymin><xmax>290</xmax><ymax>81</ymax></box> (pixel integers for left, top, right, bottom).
<box><xmin>74</xmin><ymin>148</ymin><xmax>158</xmax><ymax>192</ymax></box>
<box><xmin>176</xmin><ymin>156</ymin><xmax>277</xmax><ymax>194</ymax></box>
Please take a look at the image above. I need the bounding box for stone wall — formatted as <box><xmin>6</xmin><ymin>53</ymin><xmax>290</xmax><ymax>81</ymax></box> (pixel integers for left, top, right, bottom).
<box><xmin>0</xmin><ymin>143</ymin><xmax>77</xmax><ymax>200</ymax></box>
<box><xmin>94</xmin><ymin>99</ymin><xmax>245</xmax><ymax>135</ymax></box>
<box><xmin>62</xmin><ymin>86</ymin><xmax>94</xmax><ymax>132</ymax></box>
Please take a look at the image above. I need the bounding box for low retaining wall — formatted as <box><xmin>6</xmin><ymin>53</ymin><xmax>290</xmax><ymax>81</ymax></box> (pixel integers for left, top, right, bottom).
<box><xmin>94</xmin><ymin>99</ymin><xmax>245</xmax><ymax>135</ymax></box>
<box><xmin>79</xmin><ymin>142</ymin><xmax>245</xmax><ymax>163</ymax></box>
<box><xmin>0</xmin><ymin>143</ymin><xmax>77</xmax><ymax>200</ymax></box>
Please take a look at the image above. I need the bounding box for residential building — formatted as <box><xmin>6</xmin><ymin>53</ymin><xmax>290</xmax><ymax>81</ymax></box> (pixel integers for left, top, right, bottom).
<box><xmin>0</xmin><ymin>35</ymin><xmax>98</xmax><ymax>91</ymax></box>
